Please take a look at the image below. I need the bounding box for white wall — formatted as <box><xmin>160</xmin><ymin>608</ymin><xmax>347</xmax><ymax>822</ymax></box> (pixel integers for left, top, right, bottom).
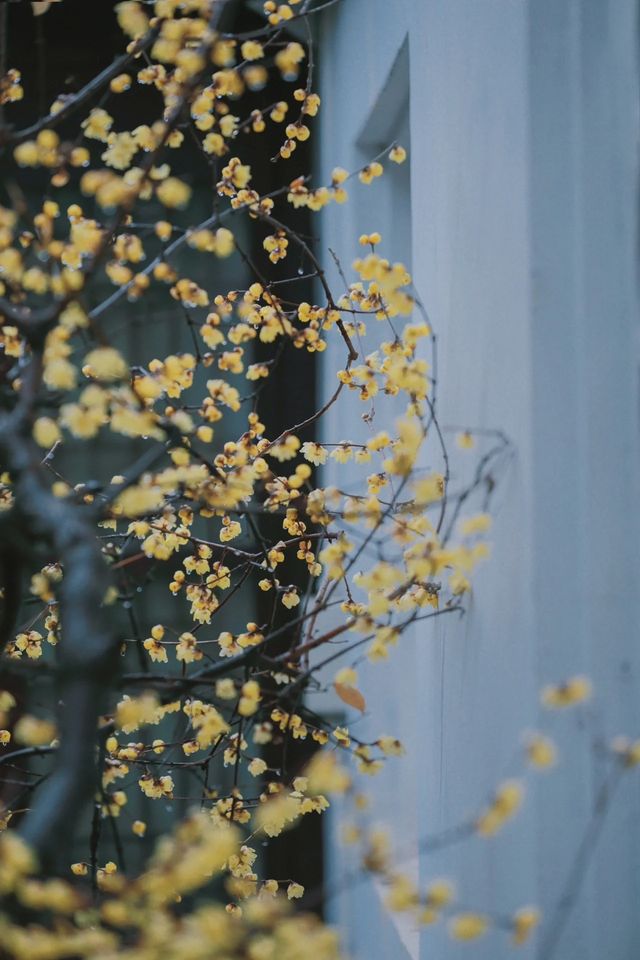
<box><xmin>316</xmin><ymin>2</ymin><xmax>640</xmax><ymax>959</ymax></box>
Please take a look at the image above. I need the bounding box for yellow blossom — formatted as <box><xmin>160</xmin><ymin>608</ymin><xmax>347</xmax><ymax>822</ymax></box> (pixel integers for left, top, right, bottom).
<box><xmin>525</xmin><ymin>733</ymin><xmax>557</xmax><ymax>769</ymax></box>
<box><xmin>81</xmin><ymin>107</ymin><xmax>113</xmax><ymax>142</ymax></box>
<box><xmin>450</xmin><ymin>913</ymin><xmax>489</xmax><ymax>941</ymax></box>
<box><xmin>14</xmin><ymin>715</ymin><xmax>56</xmax><ymax>746</ymax></box>
<box><xmin>389</xmin><ymin>144</ymin><xmax>407</xmax><ymax>163</ymax></box>
<box><xmin>248</xmin><ymin>757</ymin><xmax>268</xmax><ymax>777</ymax></box>
<box><xmin>426</xmin><ymin>879</ymin><xmax>455</xmax><ymax>908</ymax></box>
<box><xmin>301</xmin><ymin>441</ymin><xmax>327</xmax><ymax>466</ymax></box>
<box><xmin>139</xmin><ymin>774</ymin><xmax>174</xmax><ymax>799</ymax></box>
<box><xmin>457</xmin><ymin>430</ymin><xmax>475</xmax><ymax>449</ymax></box>
<box><xmin>282</xmin><ymin>588</ymin><xmax>300</xmax><ymax>609</ymax></box>
<box><xmin>84</xmin><ymin>347</ymin><xmax>128</xmax><ymax>381</ymax></box>
<box><xmin>460</xmin><ymin>513</ymin><xmax>491</xmax><ymax>536</ymax></box>
<box><xmin>476</xmin><ymin>780</ymin><xmax>524</xmax><ymax>836</ymax></box>
<box><xmin>541</xmin><ymin>675</ymin><xmax>592</xmax><ymax>708</ymax></box>
<box><xmin>32</xmin><ymin>417</ymin><xmax>61</xmax><ymax>449</ymax></box>
<box><xmin>512</xmin><ymin>906</ymin><xmax>541</xmax><ymax>945</ymax></box>
<box><xmin>110</xmin><ymin>73</ymin><xmax>132</xmax><ymax>94</ymax></box>
<box><xmin>157</xmin><ymin>177</ymin><xmax>192</xmax><ymax>208</ymax></box>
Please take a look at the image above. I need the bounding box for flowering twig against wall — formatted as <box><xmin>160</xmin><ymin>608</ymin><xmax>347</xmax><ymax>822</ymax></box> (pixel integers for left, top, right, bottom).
<box><xmin>0</xmin><ymin>2</ymin><xmax>632</xmax><ymax>958</ymax></box>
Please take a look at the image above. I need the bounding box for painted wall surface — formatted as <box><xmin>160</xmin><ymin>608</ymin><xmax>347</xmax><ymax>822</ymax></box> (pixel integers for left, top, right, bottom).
<box><xmin>315</xmin><ymin>2</ymin><xmax>640</xmax><ymax>958</ymax></box>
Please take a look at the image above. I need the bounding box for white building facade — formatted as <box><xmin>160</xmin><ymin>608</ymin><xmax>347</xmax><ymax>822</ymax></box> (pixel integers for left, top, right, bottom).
<box><xmin>315</xmin><ymin>2</ymin><xmax>640</xmax><ymax>958</ymax></box>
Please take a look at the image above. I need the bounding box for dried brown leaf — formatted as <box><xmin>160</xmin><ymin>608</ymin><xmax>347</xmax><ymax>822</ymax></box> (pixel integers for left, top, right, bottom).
<box><xmin>334</xmin><ymin>682</ymin><xmax>366</xmax><ymax>713</ymax></box>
